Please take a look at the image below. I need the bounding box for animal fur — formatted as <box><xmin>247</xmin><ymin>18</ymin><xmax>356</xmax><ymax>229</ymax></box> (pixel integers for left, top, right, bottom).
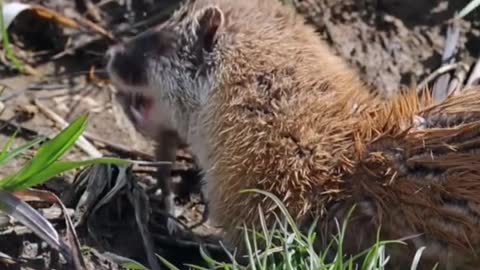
<box><xmin>106</xmin><ymin>0</ymin><xmax>480</xmax><ymax>268</ymax></box>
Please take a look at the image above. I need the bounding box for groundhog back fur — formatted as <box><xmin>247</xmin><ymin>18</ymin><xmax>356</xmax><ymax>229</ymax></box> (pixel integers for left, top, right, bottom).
<box><xmin>191</xmin><ymin>0</ymin><xmax>376</xmax><ymax>247</ymax></box>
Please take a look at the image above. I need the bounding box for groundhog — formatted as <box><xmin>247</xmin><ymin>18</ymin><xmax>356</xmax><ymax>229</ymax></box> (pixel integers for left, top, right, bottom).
<box><xmin>106</xmin><ymin>0</ymin><xmax>480</xmax><ymax>268</ymax></box>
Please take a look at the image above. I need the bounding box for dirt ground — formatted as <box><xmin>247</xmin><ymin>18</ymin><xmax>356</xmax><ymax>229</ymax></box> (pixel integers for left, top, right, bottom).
<box><xmin>0</xmin><ymin>0</ymin><xmax>478</xmax><ymax>269</ymax></box>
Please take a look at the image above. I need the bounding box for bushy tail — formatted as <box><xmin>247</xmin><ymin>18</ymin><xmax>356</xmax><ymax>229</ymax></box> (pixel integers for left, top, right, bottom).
<box><xmin>349</xmin><ymin>87</ymin><xmax>480</xmax><ymax>267</ymax></box>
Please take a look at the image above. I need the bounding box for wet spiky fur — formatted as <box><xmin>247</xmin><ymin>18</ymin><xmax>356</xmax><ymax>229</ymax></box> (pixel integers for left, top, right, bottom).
<box><xmin>209</xmin><ymin>80</ymin><xmax>480</xmax><ymax>268</ymax></box>
<box><xmin>106</xmin><ymin>0</ymin><xmax>480</xmax><ymax>268</ymax></box>
<box><xmin>347</xmin><ymin>88</ymin><xmax>480</xmax><ymax>268</ymax></box>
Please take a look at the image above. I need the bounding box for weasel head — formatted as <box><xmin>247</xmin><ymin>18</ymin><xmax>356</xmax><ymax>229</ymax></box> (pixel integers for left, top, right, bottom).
<box><xmin>106</xmin><ymin>0</ymin><xmax>225</xmax><ymax>139</ymax></box>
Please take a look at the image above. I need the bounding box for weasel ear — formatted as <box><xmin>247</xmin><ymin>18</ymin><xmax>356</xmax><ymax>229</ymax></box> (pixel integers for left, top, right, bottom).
<box><xmin>192</xmin><ymin>6</ymin><xmax>224</xmax><ymax>52</ymax></box>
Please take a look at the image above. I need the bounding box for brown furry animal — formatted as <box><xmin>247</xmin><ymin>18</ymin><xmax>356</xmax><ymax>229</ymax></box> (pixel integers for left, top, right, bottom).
<box><xmin>106</xmin><ymin>0</ymin><xmax>480</xmax><ymax>268</ymax></box>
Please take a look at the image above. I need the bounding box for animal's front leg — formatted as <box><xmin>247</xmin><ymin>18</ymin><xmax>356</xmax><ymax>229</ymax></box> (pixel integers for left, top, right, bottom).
<box><xmin>152</xmin><ymin>129</ymin><xmax>182</xmax><ymax>235</ymax></box>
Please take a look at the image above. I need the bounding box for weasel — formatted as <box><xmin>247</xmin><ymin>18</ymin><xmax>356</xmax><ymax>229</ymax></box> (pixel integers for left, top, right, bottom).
<box><xmin>107</xmin><ymin>0</ymin><xmax>480</xmax><ymax>268</ymax></box>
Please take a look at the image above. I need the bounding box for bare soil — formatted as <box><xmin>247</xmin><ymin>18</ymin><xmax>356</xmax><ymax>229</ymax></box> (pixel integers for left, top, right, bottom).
<box><xmin>296</xmin><ymin>0</ymin><xmax>480</xmax><ymax>95</ymax></box>
<box><xmin>0</xmin><ymin>0</ymin><xmax>478</xmax><ymax>269</ymax></box>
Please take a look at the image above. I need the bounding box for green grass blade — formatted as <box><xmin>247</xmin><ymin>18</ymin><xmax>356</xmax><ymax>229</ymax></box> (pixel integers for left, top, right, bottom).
<box><xmin>183</xmin><ymin>265</ymin><xmax>210</xmax><ymax>270</ymax></box>
<box><xmin>243</xmin><ymin>224</ymin><xmax>258</xmax><ymax>270</ymax></box>
<box><xmin>122</xmin><ymin>262</ymin><xmax>150</xmax><ymax>270</ymax></box>
<box><xmin>2</xmin><ymin>114</ymin><xmax>88</xmax><ymax>189</ymax></box>
<box><xmin>410</xmin><ymin>247</ymin><xmax>425</xmax><ymax>270</ymax></box>
<box><xmin>157</xmin><ymin>255</ymin><xmax>181</xmax><ymax>270</ymax></box>
<box><xmin>198</xmin><ymin>239</ymin><xmax>220</xmax><ymax>269</ymax></box>
<box><xmin>11</xmin><ymin>158</ymin><xmax>128</xmax><ymax>191</ymax></box>
<box><xmin>0</xmin><ymin>136</ymin><xmax>46</xmax><ymax>168</ymax></box>
<box><xmin>0</xmin><ymin>131</ymin><xmax>18</xmax><ymax>161</ymax></box>
<box><xmin>240</xmin><ymin>189</ymin><xmax>303</xmax><ymax>238</ymax></box>
<box><xmin>0</xmin><ymin>1</ymin><xmax>25</xmax><ymax>72</ymax></box>
<box><xmin>18</xmin><ymin>114</ymin><xmax>88</xmax><ymax>177</ymax></box>
<box><xmin>456</xmin><ymin>0</ymin><xmax>480</xmax><ymax>19</ymax></box>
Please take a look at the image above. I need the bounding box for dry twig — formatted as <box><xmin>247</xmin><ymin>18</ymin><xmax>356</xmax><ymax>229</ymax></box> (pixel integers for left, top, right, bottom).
<box><xmin>417</xmin><ymin>63</ymin><xmax>465</xmax><ymax>91</ymax></box>
<box><xmin>467</xmin><ymin>58</ymin><xmax>480</xmax><ymax>87</ymax></box>
<box><xmin>431</xmin><ymin>21</ymin><xmax>460</xmax><ymax>102</ymax></box>
<box><xmin>32</xmin><ymin>99</ymin><xmax>103</xmax><ymax>158</ymax></box>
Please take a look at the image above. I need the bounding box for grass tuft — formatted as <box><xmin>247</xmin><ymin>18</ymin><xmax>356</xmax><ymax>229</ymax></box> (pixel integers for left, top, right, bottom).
<box><xmin>158</xmin><ymin>189</ymin><xmax>429</xmax><ymax>270</ymax></box>
<box><xmin>0</xmin><ymin>114</ymin><xmax>128</xmax><ymax>192</ymax></box>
